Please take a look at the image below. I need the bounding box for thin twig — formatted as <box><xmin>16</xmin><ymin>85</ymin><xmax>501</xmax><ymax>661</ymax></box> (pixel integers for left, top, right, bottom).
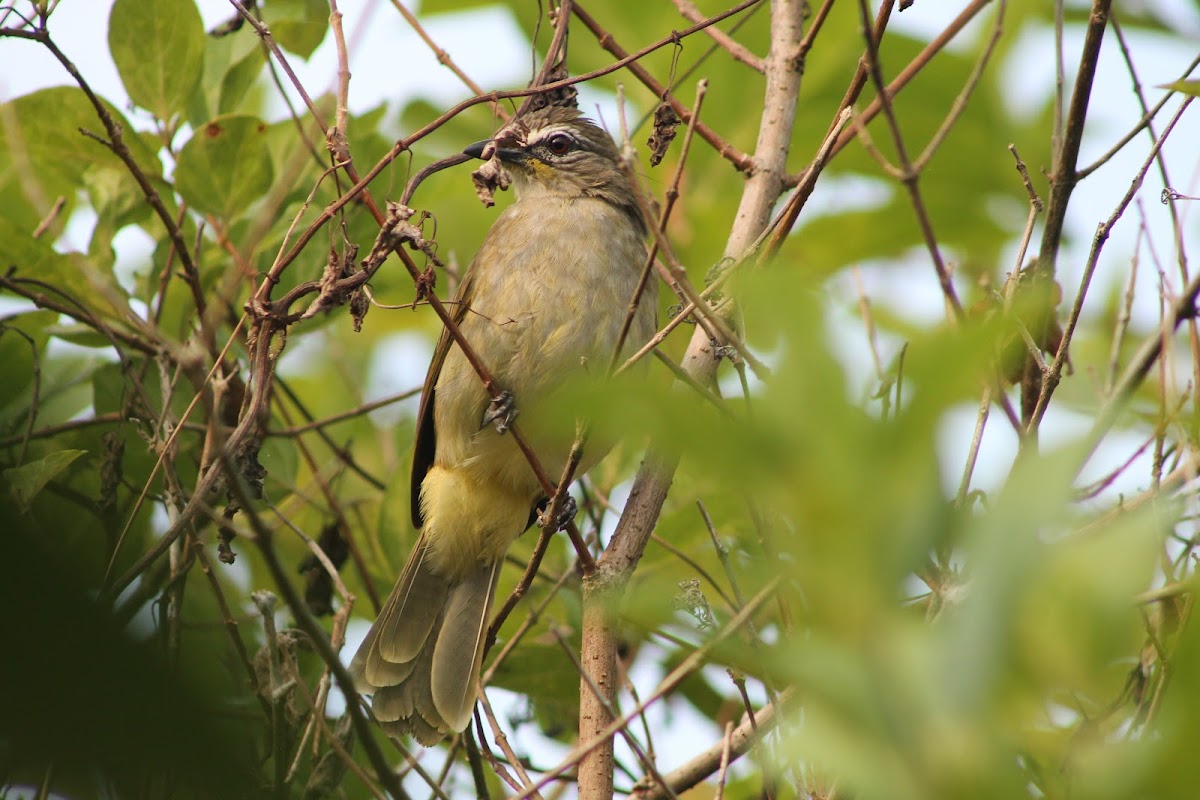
<box><xmin>671</xmin><ymin>0</ymin><xmax>763</xmax><ymax>72</ymax></box>
<box><xmin>855</xmin><ymin>0</ymin><xmax>962</xmax><ymax>319</ymax></box>
<box><xmin>610</xmin><ymin>79</ymin><xmax>708</xmax><ymax>373</ymax></box>
<box><xmin>1028</xmin><ymin>97</ymin><xmax>1192</xmax><ymax>433</ymax></box>
<box><xmin>1022</xmin><ymin>0</ymin><xmax>1114</xmax><ymax>431</ymax></box>
<box><xmin>570</xmin><ymin>1</ymin><xmax>757</xmax><ymax>173</ymax></box>
<box><xmin>526</xmin><ymin>580</ymin><xmax>780</xmax><ymax>800</ymax></box>
<box><xmin>386</xmin><ymin>0</ymin><xmax>506</xmax><ymax>119</ymax></box>
<box><xmin>218</xmin><ymin>457</ymin><xmax>409</xmax><ymax>800</ymax></box>
<box><xmin>476</xmin><ymin>688</ymin><xmax>543</xmax><ymax>799</ymax></box>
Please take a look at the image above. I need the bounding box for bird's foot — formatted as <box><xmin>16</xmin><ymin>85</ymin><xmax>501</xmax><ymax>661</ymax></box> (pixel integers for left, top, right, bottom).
<box><xmin>481</xmin><ymin>390</ymin><xmax>518</xmax><ymax>434</ymax></box>
<box><xmin>538</xmin><ymin>494</ymin><xmax>578</xmax><ymax>531</ymax></box>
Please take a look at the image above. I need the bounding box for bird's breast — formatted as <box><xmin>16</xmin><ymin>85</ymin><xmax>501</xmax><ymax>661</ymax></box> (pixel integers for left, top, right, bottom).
<box><xmin>432</xmin><ymin>195</ymin><xmax>656</xmax><ymax>492</ymax></box>
<box><xmin>464</xmin><ymin>196</ymin><xmax>654</xmax><ymax>394</ymax></box>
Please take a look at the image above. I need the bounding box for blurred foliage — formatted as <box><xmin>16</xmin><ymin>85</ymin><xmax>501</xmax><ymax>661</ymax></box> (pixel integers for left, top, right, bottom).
<box><xmin>1</xmin><ymin>0</ymin><xmax>1198</xmax><ymax>798</ymax></box>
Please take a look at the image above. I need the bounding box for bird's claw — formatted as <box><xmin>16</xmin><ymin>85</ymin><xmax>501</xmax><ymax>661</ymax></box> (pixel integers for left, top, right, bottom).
<box><xmin>538</xmin><ymin>494</ymin><xmax>578</xmax><ymax>532</ymax></box>
<box><xmin>481</xmin><ymin>390</ymin><xmax>518</xmax><ymax>434</ymax></box>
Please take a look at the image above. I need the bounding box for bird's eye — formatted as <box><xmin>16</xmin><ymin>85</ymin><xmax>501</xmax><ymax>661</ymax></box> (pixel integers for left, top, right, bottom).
<box><xmin>545</xmin><ymin>133</ymin><xmax>574</xmax><ymax>156</ymax></box>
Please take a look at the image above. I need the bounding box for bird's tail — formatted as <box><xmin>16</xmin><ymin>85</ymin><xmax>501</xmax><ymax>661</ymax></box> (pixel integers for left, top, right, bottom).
<box><xmin>348</xmin><ymin>534</ymin><xmax>501</xmax><ymax>745</ymax></box>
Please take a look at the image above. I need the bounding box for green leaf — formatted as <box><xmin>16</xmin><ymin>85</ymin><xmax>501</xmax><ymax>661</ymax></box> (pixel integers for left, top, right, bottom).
<box><xmin>83</xmin><ymin>163</ymin><xmax>154</xmax><ymax>272</ymax></box>
<box><xmin>4</xmin><ymin>449</ymin><xmax>86</xmax><ymax>513</ymax></box>
<box><xmin>42</xmin><ymin>323</ymin><xmax>115</xmax><ymax>349</ymax></box>
<box><xmin>187</xmin><ymin>23</ymin><xmax>265</xmax><ymax>126</ymax></box>
<box><xmin>259</xmin><ymin>435</ymin><xmax>299</xmax><ymax>497</ymax></box>
<box><xmin>1160</xmin><ymin>79</ymin><xmax>1200</xmax><ymax>98</ymax></box>
<box><xmin>0</xmin><ymin>87</ymin><xmax>161</xmax><ymax>233</ymax></box>
<box><xmin>0</xmin><ymin>215</ymin><xmax>140</xmax><ymax>329</ymax></box>
<box><xmin>108</xmin><ymin>0</ymin><xmax>205</xmax><ymax>120</ymax></box>
<box><xmin>0</xmin><ymin>216</ymin><xmax>88</xmax><ymax>294</ymax></box>
<box><xmin>219</xmin><ymin>43</ymin><xmax>267</xmax><ymax>114</ymax></box>
<box><xmin>0</xmin><ymin>311</ymin><xmax>55</xmax><ymax>428</ymax></box>
<box><xmin>488</xmin><ymin>640</ymin><xmax>581</xmax><ymax>740</ymax></box>
<box><xmin>265</xmin><ymin>0</ymin><xmax>329</xmax><ymax>59</ymax></box>
<box><xmin>175</xmin><ymin>114</ymin><xmax>274</xmax><ymax>219</ymax></box>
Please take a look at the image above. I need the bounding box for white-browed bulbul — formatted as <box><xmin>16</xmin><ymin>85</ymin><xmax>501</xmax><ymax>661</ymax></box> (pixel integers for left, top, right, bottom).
<box><xmin>349</xmin><ymin>106</ymin><xmax>657</xmax><ymax>745</ymax></box>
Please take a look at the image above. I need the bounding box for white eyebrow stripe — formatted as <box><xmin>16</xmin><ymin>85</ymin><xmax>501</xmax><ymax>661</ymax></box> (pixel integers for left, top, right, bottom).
<box><xmin>528</xmin><ymin>126</ymin><xmax>579</xmax><ymax>145</ymax></box>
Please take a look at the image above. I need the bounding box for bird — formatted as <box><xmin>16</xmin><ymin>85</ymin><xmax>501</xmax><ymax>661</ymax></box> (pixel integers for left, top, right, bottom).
<box><xmin>348</xmin><ymin>105</ymin><xmax>658</xmax><ymax>745</ymax></box>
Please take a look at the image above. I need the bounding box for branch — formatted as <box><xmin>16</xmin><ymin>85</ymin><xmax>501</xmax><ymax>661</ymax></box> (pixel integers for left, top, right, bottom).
<box><xmin>1035</xmin><ymin>0</ymin><xmax>1113</xmax><ymax>273</ymax></box>
<box><xmin>571</xmin><ymin>1</ymin><xmax>756</xmax><ymax>173</ymax></box>
<box><xmin>385</xmin><ymin>0</ymin><xmax>506</xmax><ymax>120</ymax></box>
<box><xmin>522</xmin><ymin>579</ymin><xmax>780</xmax><ymax>800</ymax></box>
<box><xmin>631</xmin><ymin>690</ymin><xmax>792</xmax><ymax>799</ymax></box>
<box><xmin>1021</xmin><ymin>0</ymin><xmax>1113</xmax><ymax>430</ymax></box>
<box><xmin>575</xmin><ymin>0</ymin><xmax>808</xmax><ymax>796</ymax></box>
<box><xmin>214</xmin><ymin>451</ymin><xmax>407</xmax><ymax>800</ymax></box>
<box><xmin>1034</xmin><ymin>97</ymin><xmax>1193</xmax><ymax>438</ymax></box>
<box><xmin>671</xmin><ymin>0</ymin><xmax>764</xmax><ymax>72</ymax></box>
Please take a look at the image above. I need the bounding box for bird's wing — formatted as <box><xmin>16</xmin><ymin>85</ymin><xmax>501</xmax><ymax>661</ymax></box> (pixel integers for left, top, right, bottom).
<box><xmin>410</xmin><ymin>267</ymin><xmax>477</xmax><ymax>529</ymax></box>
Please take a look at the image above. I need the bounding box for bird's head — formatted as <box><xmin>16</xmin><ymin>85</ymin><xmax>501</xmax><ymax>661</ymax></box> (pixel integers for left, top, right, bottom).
<box><xmin>464</xmin><ymin>106</ymin><xmax>641</xmax><ymax>226</ymax></box>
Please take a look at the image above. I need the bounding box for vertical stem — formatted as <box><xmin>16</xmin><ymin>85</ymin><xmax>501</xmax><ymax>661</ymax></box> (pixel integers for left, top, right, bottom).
<box><xmin>1021</xmin><ymin>0</ymin><xmax>1112</xmax><ymax>431</ymax></box>
<box><xmin>577</xmin><ymin>580</ymin><xmax>621</xmax><ymax>800</ymax></box>
<box><xmin>575</xmin><ymin>2</ymin><xmax>807</xmax><ymax>798</ymax></box>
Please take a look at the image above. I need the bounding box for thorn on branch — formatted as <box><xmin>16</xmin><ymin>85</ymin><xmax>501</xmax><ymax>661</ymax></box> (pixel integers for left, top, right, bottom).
<box><xmin>78</xmin><ymin>126</ymin><xmax>114</xmax><ymax>150</ymax></box>
<box><xmin>1009</xmin><ymin>144</ymin><xmax>1043</xmax><ymax>211</ymax></box>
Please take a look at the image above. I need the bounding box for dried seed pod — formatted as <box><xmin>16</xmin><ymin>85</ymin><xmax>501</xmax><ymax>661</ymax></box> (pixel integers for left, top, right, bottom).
<box><xmin>647</xmin><ymin>101</ymin><xmax>681</xmax><ymax>167</ymax></box>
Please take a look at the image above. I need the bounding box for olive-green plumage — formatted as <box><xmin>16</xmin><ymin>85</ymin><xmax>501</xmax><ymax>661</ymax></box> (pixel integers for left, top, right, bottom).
<box><xmin>349</xmin><ymin>106</ymin><xmax>656</xmax><ymax>745</ymax></box>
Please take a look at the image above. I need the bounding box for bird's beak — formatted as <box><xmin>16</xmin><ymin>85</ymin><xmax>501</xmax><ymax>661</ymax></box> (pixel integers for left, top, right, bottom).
<box><xmin>463</xmin><ymin>139</ymin><xmax>529</xmax><ymax>164</ymax></box>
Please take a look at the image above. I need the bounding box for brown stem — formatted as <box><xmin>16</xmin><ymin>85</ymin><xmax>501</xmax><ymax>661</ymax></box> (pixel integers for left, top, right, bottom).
<box><xmin>631</xmin><ymin>691</ymin><xmax>791</xmax><ymax>799</ymax></box>
<box><xmin>671</xmin><ymin>0</ymin><xmax>764</xmax><ymax>71</ymax></box>
<box><xmin>1022</xmin><ymin>0</ymin><xmax>1113</xmax><ymax>431</ymax></box>
<box><xmin>575</xmin><ymin>2</ymin><xmax>807</xmax><ymax>794</ymax></box>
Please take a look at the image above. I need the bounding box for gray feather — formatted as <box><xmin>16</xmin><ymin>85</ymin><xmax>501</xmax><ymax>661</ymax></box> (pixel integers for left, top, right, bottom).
<box><xmin>370</xmin><ymin>683</ymin><xmax>414</xmax><ymax>723</ymax></box>
<box><xmin>376</xmin><ymin>539</ymin><xmax>448</xmax><ymax>663</ymax></box>
<box><xmin>348</xmin><ymin>534</ymin><xmax>448</xmax><ymax>699</ymax></box>
<box><xmin>349</xmin><ymin>536</ymin><xmax>501</xmax><ymax>744</ymax></box>
<box><xmin>364</xmin><ymin>645</ymin><xmax>415</xmax><ymax>687</ymax></box>
<box><xmin>430</xmin><ymin>561</ymin><xmax>500</xmax><ymax>732</ymax></box>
